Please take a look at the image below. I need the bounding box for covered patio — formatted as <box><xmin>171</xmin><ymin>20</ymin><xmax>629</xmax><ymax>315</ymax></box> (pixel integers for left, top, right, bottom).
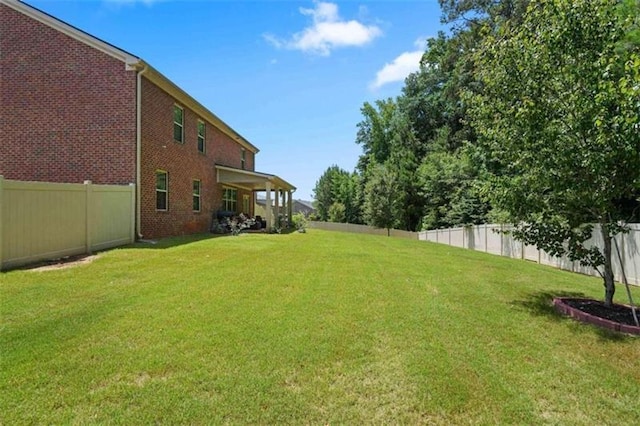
<box><xmin>215</xmin><ymin>165</ymin><xmax>296</xmax><ymax>231</ymax></box>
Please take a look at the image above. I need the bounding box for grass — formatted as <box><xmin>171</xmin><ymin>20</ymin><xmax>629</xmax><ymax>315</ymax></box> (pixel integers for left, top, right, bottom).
<box><xmin>1</xmin><ymin>229</ymin><xmax>640</xmax><ymax>424</ymax></box>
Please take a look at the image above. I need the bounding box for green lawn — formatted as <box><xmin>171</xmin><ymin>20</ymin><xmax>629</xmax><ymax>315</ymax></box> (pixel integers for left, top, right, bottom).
<box><xmin>2</xmin><ymin>230</ymin><xmax>639</xmax><ymax>424</ymax></box>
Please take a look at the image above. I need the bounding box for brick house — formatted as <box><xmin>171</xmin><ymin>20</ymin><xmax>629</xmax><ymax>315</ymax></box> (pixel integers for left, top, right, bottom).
<box><xmin>0</xmin><ymin>0</ymin><xmax>295</xmax><ymax>238</ymax></box>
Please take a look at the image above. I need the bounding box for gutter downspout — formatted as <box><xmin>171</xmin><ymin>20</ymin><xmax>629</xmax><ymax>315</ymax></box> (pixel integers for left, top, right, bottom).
<box><xmin>136</xmin><ymin>62</ymin><xmax>148</xmax><ymax>239</ymax></box>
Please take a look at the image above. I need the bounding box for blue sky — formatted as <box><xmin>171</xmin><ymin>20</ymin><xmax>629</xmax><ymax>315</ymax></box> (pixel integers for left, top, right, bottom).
<box><xmin>26</xmin><ymin>0</ymin><xmax>446</xmax><ymax>199</ymax></box>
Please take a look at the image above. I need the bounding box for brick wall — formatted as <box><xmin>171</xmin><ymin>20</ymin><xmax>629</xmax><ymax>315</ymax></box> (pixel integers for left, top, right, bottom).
<box><xmin>1</xmin><ymin>3</ymin><xmax>259</xmax><ymax>239</ymax></box>
<box><xmin>0</xmin><ymin>4</ymin><xmax>137</xmax><ymax>185</ymax></box>
<box><xmin>140</xmin><ymin>78</ymin><xmax>255</xmax><ymax>239</ymax></box>
<box><xmin>212</xmin><ymin>126</ymin><xmax>255</xmax><ymax>171</ymax></box>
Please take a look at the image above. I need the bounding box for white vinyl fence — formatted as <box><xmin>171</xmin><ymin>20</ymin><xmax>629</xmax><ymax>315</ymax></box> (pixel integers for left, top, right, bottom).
<box><xmin>0</xmin><ymin>177</ymin><xmax>136</xmax><ymax>270</ymax></box>
<box><xmin>309</xmin><ymin>221</ymin><xmax>419</xmax><ymax>240</ymax></box>
<box><xmin>419</xmin><ymin>224</ymin><xmax>640</xmax><ymax>286</ymax></box>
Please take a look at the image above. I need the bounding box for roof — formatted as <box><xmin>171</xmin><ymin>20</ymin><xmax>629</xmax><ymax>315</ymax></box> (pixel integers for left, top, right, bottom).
<box><xmin>216</xmin><ymin>165</ymin><xmax>296</xmax><ymax>192</ymax></box>
<box><xmin>2</xmin><ymin>0</ymin><xmax>259</xmax><ymax>154</ymax></box>
<box><xmin>255</xmin><ymin>199</ymin><xmax>316</xmax><ymax>212</ymax></box>
<box><xmin>296</xmin><ymin>200</ymin><xmax>316</xmax><ymax>210</ymax></box>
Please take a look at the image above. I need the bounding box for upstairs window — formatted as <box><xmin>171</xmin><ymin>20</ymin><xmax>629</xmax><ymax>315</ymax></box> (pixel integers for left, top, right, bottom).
<box><xmin>223</xmin><ymin>187</ymin><xmax>237</xmax><ymax>212</ymax></box>
<box><xmin>197</xmin><ymin>120</ymin><xmax>206</xmax><ymax>153</ymax></box>
<box><xmin>193</xmin><ymin>180</ymin><xmax>201</xmax><ymax>212</ymax></box>
<box><xmin>241</xmin><ymin>148</ymin><xmax>246</xmax><ymax>170</ymax></box>
<box><xmin>173</xmin><ymin>105</ymin><xmax>184</xmax><ymax>143</ymax></box>
<box><xmin>156</xmin><ymin>171</ymin><xmax>168</xmax><ymax>211</ymax></box>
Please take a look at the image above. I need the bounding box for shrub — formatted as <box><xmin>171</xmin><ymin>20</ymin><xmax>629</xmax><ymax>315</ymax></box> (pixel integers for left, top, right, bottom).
<box><xmin>292</xmin><ymin>212</ymin><xmax>308</xmax><ymax>233</ymax></box>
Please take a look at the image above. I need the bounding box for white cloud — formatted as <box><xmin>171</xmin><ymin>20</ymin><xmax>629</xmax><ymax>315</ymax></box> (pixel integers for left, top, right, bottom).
<box><xmin>264</xmin><ymin>1</ymin><xmax>382</xmax><ymax>56</ymax></box>
<box><xmin>263</xmin><ymin>33</ymin><xmax>284</xmax><ymax>50</ymax></box>
<box><xmin>370</xmin><ymin>38</ymin><xmax>426</xmax><ymax>90</ymax></box>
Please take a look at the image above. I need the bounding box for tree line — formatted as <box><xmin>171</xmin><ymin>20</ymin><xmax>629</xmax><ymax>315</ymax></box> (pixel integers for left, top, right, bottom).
<box><xmin>313</xmin><ymin>0</ymin><xmax>639</xmax><ymax>306</ymax></box>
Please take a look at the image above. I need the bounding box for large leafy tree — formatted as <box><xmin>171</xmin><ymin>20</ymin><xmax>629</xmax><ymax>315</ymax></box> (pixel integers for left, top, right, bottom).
<box><xmin>469</xmin><ymin>0</ymin><xmax>640</xmax><ymax>306</ymax></box>
<box><xmin>312</xmin><ymin>165</ymin><xmax>345</xmax><ymax>221</ymax></box>
<box><xmin>439</xmin><ymin>0</ymin><xmax>531</xmax><ymax>28</ymax></box>
<box><xmin>355</xmin><ymin>99</ymin><xmax>397</xmax><ymax>173</ymax></box>
<box><xmin>363</xmin><ymin>164</ymin><xmax>401</xmax><ymax>235</ymax></box>
<box><xmin>419</xmin><ymin>150</ymin><xmax>489</xmax><ymax>230</ymax></box>
<box><xmin>355</xmin><ymin>98</ymin><xmax>424</xmax><ymax>230</ymax></box>
<box><xmin>312</xmin><ymin>165</ymin><xmax>361</xmax><ymax>223</ymax></box>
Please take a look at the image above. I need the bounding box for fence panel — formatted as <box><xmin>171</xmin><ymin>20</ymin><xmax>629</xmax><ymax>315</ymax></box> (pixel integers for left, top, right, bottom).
<box><xmin>419</xmin><ymin>230</ymin><xmax>438</xmax><ymax>242</ymax></box>
<box><xmin>571</xmin><ymin>224</ymin><xmax>602</xmax><ymax>279</ymax></box>
<box><xmin>500</xmin><ymin>225</ymin><xmax>524</xmax><ymax>259</ymax></box>
<box><xmin>471</xmin><ymin>224</ymin><xmax>487</xmax><ymax>252</ymax></box>
<box><xmin>485</xmin><ymin>224</ymin><xmax>503</xmax><ymax>255</ymax></box>
<box><xmin>89</xmin><ymin>184</ymin><xmax>136</xmax><ymax>252</ymax></box>
<box><xmin>308</xmin><ymin>219</ymin><xmax>639</xmax><ymax>286</ymax></box>
<box><xmin>389</xmin><ymin>229</ymin><xmax>419</xmax><ymax>240</ymax></box>
<box><xmin>618</xmin><ymin>224</ymin><xmax>640</xmax><ymax>285</ymax></box>
<box><xmin>421</xmin><ymin>222</ymin><xmax>639</xmax><ymax>286</ymax></box>
<box><xmin>435</xmin><ymin>229</ymin><xmax>448</xmax><ymax>244</ymax></box>
<box><xmin>0</xmin><ymin>177</ymin><xmax>134</xmax><ymax>270</ymax></box>
<box><xmin>308</xmin><ymin>221</ymin><xmax>417</xmax><ymax>239</ymax></box>
<box><xmin>523</xmin><ymin>244</ymin><xmax>539</xmax><ymax>262</ymax></box>
<box><xmin>449</xmin><ymin>227</ymin><xmax>465</xmax><ymax>248</ymax></box>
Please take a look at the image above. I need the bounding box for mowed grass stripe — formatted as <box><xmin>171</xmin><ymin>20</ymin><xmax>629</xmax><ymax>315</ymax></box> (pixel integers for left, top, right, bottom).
<box><xmin>1</xmin><ymin>230</ymin><xmax>639</xmax><ymax>424</ymax></box>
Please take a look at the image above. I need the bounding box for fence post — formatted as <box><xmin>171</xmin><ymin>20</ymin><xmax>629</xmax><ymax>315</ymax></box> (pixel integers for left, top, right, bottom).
<box><xmin>462</xmin><ymin>226</ymin><xmax>466</xmax><ymax>249</ymax></box>
<box><xmin>0</xmin><ymin>175</ymin><xmax>3</xmax><ymax>270</ymax></box>
<box><xmin>618</xmin><ymin>231</ymin><xmax>626</xmax><ymax>283</ymax></box>
<box><xmin>485</xmin><ymin>224</ymin><xmax>488</xmax><ymax>253</ymax></box>
<box><xmin>84</xmin><ymin>180</ymin><xmax>92</xmax><ymax>254</ymax></box>
<box><xmin>129</xmin><ymin>183</ymin><xmax>136</xmax><ymax>243</ymax></box>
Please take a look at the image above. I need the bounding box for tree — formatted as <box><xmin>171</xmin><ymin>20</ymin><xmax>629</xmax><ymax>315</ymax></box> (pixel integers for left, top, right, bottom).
<box><xmin>355</xmin><ymin>99</ymin><xmax>397</xmax><ymax>174</ymax></box>
<box><xmin>469</xmin><ymin>0</ymin><xmax>640</xmax><ymax>306</ymax></box>
<box><xmin>439</xmin><ymin>0</ymin><xmax>531</xmax><ymax>28</ymax></box>
<box><xmin>419</xmin><ymin>149</ymin><xmax>489</xmax><ymax>230</ymax></box>
<box><xmin>328</xmin><ymin>202</ymin><xmax>346</xmax><ymax>223</ymax></box>
<box><xmin>363</xmin><ymin>164</ymin><xmax>401</xmax><ymax>235</ymax></box>
<box><xmin>333</xmin><ymin>171</ymin><xmax>362</xmax><ymax>224</ymax></box>
<box><xmin>312</xmin><ymin>166</ymin><xmax>362</xmax><ymax>223</ymax></box>
<box><xmin>312</xmin><ymin>165</ymin><xmax>348</xmax><ymax>221</ymax></box>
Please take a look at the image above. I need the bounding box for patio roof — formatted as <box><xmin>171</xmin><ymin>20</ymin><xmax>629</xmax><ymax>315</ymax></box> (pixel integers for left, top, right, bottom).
<box><xmin>215</xmin><ymin>165</ymin><xmax>296</xmax><ymax>192</ymax></box>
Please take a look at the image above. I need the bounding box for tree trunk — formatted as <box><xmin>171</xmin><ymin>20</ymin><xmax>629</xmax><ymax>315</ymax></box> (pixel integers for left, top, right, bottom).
<box><xmin>600</xmin><ymin>224</ymin><xmax>615</xmax><ymax>307</ymax></box>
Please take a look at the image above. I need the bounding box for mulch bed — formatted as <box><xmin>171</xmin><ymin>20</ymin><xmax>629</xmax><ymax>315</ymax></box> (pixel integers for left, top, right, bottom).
<box><xmin>554</xmin><ymin>297</ymin><xmax>640</xmax><ymax>335</ymax></box>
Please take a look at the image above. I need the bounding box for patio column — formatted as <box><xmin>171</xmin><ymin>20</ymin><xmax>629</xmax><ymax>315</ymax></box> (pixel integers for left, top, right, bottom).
<box><xmin>274</xmin><ymin>187</ymin><xmax>280</xmax><ymax>226</ymax></box>
<box><xmin>287</xmin><ymin>190</ymin><xmax>293</xmax><ymax>222</ymax></box>
<box><xmin>265</xmin><ymin>182</ymin><xmax>272</xmax><ymax>231</ymax></box>
<box><xmin>252</xmin><ymin>191</ymin><xmax>256</xmax><ymax>217</ymax></box>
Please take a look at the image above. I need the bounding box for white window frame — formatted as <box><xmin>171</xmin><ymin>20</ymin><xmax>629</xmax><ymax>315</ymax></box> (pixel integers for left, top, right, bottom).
<box><xmin>156</xmin><ymin>170</ymin><xmax>168</xmax><ymax>211</ymax></box>
<box><xmin>223</xmin><ymin>187</ymin><xmax>237</xmax><ymax>212</ymax></box>
<box><xmin>241</xmin><ymin>148</ymin><xmax>246</xmax><ymax>170</ymax></box>
<box><xmin>193</xmin><ymin>179</ymin><xmax>201</xmax><ymax>212</ymax></box>
<box><xmin>197</xmin><ymin>120</ymin><xmax>206</xmax><ymax>153</ymax></box>
<box><xmin>173</xmin><ymin>105</ymin><xmax>184</xmax><ymax>143</ymax></box>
